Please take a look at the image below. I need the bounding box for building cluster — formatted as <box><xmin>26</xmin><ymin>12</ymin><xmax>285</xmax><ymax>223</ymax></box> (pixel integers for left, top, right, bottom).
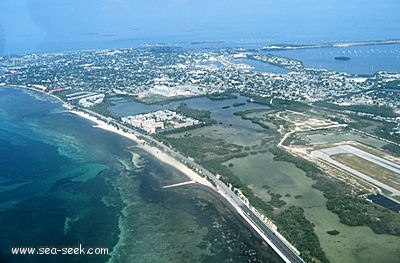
<box><xmin>66</xmin><ymin>91</ymin><xmax>105</xmax><ymax>107</ymax></box>
<box><xmin>0</xmin><ymin>47</ymin><xmax>382</xmax><ymax>105</ymax></box>
<box><xmin>251</xmin><ymin>54</ymin><xmax>304</xmax><ymax>71</ymax></box>
<box><xmin>0</xmin><ymin>46</ymin><xmax>399</xmax><ymax>134</ymax></box>
<box><xmin>121</xmin><ymin>110</ymin><xmax>199</xmax><ymax>134</ymax></box>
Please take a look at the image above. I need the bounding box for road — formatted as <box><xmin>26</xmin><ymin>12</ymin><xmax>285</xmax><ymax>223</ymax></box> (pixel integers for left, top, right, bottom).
<box><xmin>312</xmin><ymin>148</ymin><xmax>400</xmax><ymax>196</ymax></box>
<box><xmin>83</xmin><ymin>108</ymin><xmax>304</xmax><ymax>263</ymax></box>
<box><xmin>317</xmin><ymin>145</ymin><xmax>400</xmax><ymax>174</ymax></box>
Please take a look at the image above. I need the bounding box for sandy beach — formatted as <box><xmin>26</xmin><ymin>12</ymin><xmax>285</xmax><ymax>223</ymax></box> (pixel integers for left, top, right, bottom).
<box><xmin>69</xmin><ymin>109</ymin><xmax>213</xmax><ymax>188</ymax></box>
<box><xmin>68</xmin><ymin>108</ymin><xmax>300</xmax><ymax>262</ymax></box>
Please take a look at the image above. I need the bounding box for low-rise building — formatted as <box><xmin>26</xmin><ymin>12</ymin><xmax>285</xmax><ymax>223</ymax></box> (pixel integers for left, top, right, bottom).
<box><xmin>121</xmin><ymin>110</ymin><xmax>199</xmax><ymax>134</ymax></box>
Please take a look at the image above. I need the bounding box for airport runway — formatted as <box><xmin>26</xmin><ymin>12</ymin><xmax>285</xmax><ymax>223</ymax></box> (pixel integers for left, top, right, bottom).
<box><xmin>312</xmin><ymin>145</ymin><xmax>400</xmax><ymax>196</ymax></box>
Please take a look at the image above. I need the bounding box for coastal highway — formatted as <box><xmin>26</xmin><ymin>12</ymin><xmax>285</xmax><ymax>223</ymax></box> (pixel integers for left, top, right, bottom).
<box><xmin>191</xmin><ymin>166</ymin><xmax>303</xmax><ymax>263</ymax></box>
<box><xmin>238</xmin><ymin>203</ymin><xmax>303</xmax><ymax>263</ymax></box>
<box><xmin>83</xmin><ymin>108</ymin><xmax>303</xmax><ymax>263</ymax></box>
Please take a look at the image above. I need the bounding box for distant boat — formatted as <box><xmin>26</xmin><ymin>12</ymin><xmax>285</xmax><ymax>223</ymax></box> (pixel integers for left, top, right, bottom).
<box><xmin>334</xmin><ymin>56</ymin><xmax>351</xmax><ymax>61</ymax></box>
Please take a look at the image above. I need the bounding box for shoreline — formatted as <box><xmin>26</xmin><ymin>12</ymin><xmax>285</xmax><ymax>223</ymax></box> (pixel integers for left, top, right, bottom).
<box><xmin>68</xmin><ymin>109</ymin><xmax>213</xmax><ymax>189</ymax></box>
<box><xmin>68</xmin><ymin>108</ymin><xmax>296</xmax><ymax>262</ymax></box>
<box><xmin>330</xmin><ymin>39</ymin><xmax>400</xmax><ymax>47</ymax></box>
<box><xmin>3</xmin><ymin>85</ymin><xmax>299</xmax><ymax>262</ymax></box>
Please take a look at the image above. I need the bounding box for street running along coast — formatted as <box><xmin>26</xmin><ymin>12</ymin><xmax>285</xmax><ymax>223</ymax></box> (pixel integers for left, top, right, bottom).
<box><xmin>68</xmin><ymin>106</ymin><xmax>303</xmax><ymax>262</ymax></box>
<box><xmin>8</xmin><ymin>85</ymin><xmax>303</xmax><ymax>262</ymax></box>
<box><xmin>68</xmin><ymin>109</ymin><xmax>214</xmax><ymax>188</ymax></box>
<box><xmin>66</xmin><ymin>107</ymin><xmax>303</xmax><ymax>262</ymax></box>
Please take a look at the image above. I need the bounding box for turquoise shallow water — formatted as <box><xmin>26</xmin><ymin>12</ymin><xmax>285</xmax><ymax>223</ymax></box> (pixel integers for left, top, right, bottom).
<box><xmin>0</xmin><ymin>87</ymin><xmax>281</xmax><ymax>263</ymax></box>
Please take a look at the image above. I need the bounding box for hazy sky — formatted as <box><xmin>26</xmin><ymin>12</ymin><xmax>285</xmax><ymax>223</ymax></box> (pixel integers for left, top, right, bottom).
<box><xmin>0</xmin><ymin>0</ymin><xmax>399</xmax><ymax>54</ymax></box>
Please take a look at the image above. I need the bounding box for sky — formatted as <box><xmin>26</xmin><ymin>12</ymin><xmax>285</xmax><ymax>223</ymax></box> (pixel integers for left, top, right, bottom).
<box><xmin>0</xmin><ymin>0</ymin><xmax>399</xmax><ymax>54</ymax></box>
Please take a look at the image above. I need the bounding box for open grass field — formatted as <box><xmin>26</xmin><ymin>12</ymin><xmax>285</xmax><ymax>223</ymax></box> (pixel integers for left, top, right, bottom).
<box><xmin>331</xmin><ymin>153</ymin><xmax>400</xmax><ymax>191</ymax></box>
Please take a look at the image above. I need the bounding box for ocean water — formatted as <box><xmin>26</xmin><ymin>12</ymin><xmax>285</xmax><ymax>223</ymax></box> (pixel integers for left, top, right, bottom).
<box><xmin>267</xmin><ymin>44</ymin><xmax>400</xmax><ymax>75</ymax></box>
<box><xmin>1</xmin><ymin>2</ymin><xmax>400</xmax><ymax>262</ymax></box>
<box><xmin>1</xmin><ymin>1</ymin><xmax>400</xmax><ymax>75</ymax></box>
<box><xmin>0</xmin><ymin>86</ymin><xmax>281</xmax><ymax>263</ymax></box>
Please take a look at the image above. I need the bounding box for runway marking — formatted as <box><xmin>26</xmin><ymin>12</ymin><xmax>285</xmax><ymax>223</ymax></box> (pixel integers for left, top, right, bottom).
<box><xmin>312</xmin><ymin>145</ymin><xmax>400</xmax><ymax>196</ymax></box>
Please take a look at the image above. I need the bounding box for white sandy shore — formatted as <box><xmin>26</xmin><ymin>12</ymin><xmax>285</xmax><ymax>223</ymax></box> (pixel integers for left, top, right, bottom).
<box><xmin>69</xmin><ymin>109</ymin><xmax>213</xmax><ymax>188</ymax></box>
<box><xmin>68</xmin><ymin>109</ymin><xmax>299</xmax><ymax>262</ymax></box>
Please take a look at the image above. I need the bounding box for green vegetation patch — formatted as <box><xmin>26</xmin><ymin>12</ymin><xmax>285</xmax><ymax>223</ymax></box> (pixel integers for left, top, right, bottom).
<box><xmin>270</xmin><ymin>147</ymin><xmax>321</xmax><ymax>175</ymax></box>
<box><xmin>201</xmin><ymin>160</ymin><xmax>274</xmax><ymax>216</ymax></box>
<box><xmin>314</xmin><ymin>176</ymin><xmax>400</xmax><ymax>236</ymax></box>
<box><xmin>382</xmin><ymin>144</ymin><xmax>400</xmax><ymax>157</ymax></box>
<box><xmin>314</xmin><ymin>101</ymin><xmax>398</xmax><ymax>118</ymax></box>
<box><xmin>270</xmin><ymin>147</ymin><xmax>400</xmax><ymax>236</ymax></box>
<box><xmin>234</xmin><ymin>109</ymin><xmax>275</xmax><ymax>131</ymax></box>
<box><xmin>156</xmin><ymin>135</ymin><xmax>243</xmax><ymax>162</ymax></box>
<box><xmin>331</xmin><ymin>153</ymin><xmax>400</xmax><ymax>191</ymax></box>
<box><xmin>207</xmin><ymin>91</ymin><xmax>238</xmax><ymax>101</ymax></box>
<box><xmin>374</xmin><ymin>123</ymin><xmax>400</xmax><ymax>144</ymax></box>
<box><xmin>246</xmin><ymin>95</ymin><xmax>312</xmax><ymax>112</ymax></box>
<box><xmin>158</xmin><ymin>131</ymin><xmax>328</xmax><ymax>261</ymax></box>
<box><xmin>275</xmin><ymin>206</ymin><xmax>328</xmax><ymax>263</ymax></box>
<box><xmin>232</xmin><ymin>102</ymin><xmax>246</xmax><ymax>107</ymax></box>
<box><xmin>135</xmin><ymin>93</ymin><xmax>189</xmax><ymax>104</ymax></box>
<box><xmin>326</xmin><ymin>230</ymin><xmax>340</xmax><ymax>236</ymax></box>
<box><xmin>90</xmin><ymin>96</ymin><xmax>115</xmax><ymax>117</ymax></box>
<box><xmin>175</xmin><ymin>103</ymin><xmax>215</xmax><ymax>125</ymax></box>
<box><xmin>268</xmin><ymin>193</ymin><xmax>287</xmax><ymax>208</ymax></box>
